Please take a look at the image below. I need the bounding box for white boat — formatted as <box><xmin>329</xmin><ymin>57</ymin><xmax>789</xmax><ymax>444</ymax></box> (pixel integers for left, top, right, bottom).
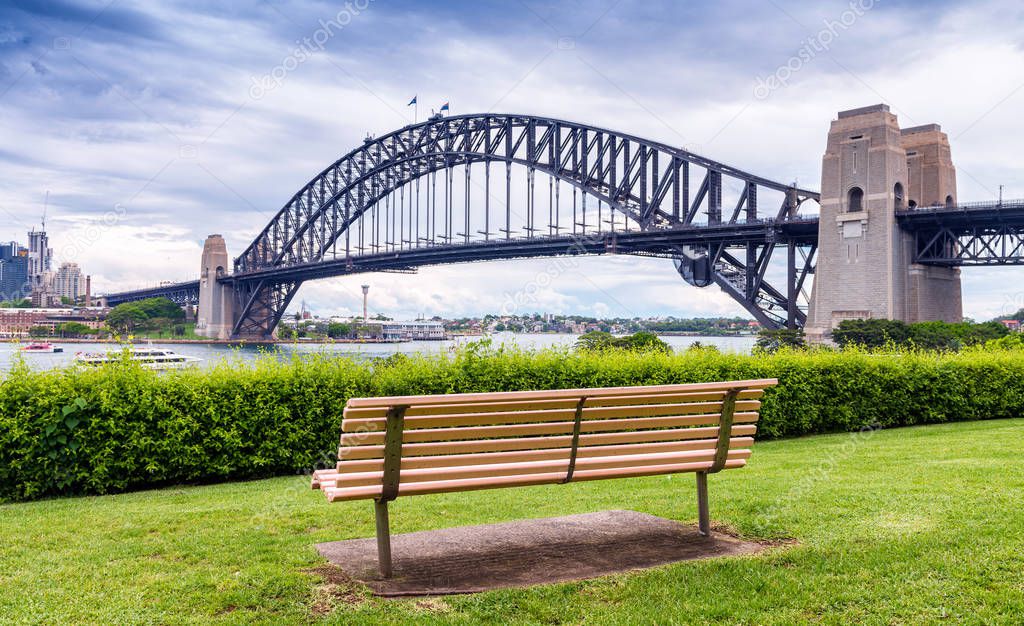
<box><xmin>74</xmin><ymin>347</ymin><xmax>203</xmax><ymax>370</ymax></box>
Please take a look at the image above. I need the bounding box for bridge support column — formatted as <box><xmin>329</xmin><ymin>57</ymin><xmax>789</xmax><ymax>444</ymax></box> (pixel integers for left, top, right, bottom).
<box><xmin>805</xmin><ymin>105</ymin><xmax>962</xmax><ymax>342</ymax></box>
<box><xmin>195</xmin><ymin>234</ymin><xmax>237</xmax><ymax>340</ymax></box>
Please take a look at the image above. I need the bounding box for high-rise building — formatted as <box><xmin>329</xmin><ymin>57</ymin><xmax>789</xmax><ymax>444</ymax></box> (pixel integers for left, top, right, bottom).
<box><xmin>27</xmin><ymin>227</ymin><xmax>52</xmax><ymax>289</ymax></box>
<box><xmin>52</xmin><ymin>262</ymin><xmax>84</xmax><ymax>302</ymax></box>
<box><xmin>0</xmin><ymin>242</ymin><xmax>30</xmax><ymax>302</ymax></box>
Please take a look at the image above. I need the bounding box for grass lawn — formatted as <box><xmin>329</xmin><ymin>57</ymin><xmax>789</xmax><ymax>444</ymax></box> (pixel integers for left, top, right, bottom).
<box><xmin>1</xmin><ymin>419</ymin><xmax>1023</xmax><ymax>625</ymax></box>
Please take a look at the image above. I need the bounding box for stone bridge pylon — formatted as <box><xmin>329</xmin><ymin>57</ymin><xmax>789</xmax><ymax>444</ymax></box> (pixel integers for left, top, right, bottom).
<box><xmin>805</xmin><ymin>104</ymin><xmax>962</xmax><ymax>342</ymax></box>
<box><xmin>195</xmin><ymin>234</ymin><xmax>237</xmax><ymax>340</ymax></box>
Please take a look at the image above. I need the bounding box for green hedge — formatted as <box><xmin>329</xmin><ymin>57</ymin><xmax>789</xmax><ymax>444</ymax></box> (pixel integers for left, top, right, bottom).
<box><xmin>2</xmin><ymin>344</ymin><xmax>1024</xmax><ymax>502</ymax></box>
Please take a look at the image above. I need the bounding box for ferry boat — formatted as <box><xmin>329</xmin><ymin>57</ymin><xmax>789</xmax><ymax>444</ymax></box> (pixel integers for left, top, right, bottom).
<box><xmin>21</xmin><ymin>342</ymin><xmax>64</xmax><ymax>353</ymax></box>
<box><xmin>74</xmin><ymin>347</ymin><xmax>203</xmax><ymax>370</ymax></box>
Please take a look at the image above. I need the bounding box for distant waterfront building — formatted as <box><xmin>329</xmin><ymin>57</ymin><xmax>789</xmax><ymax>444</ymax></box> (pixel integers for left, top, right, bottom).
<box><xmin>30</xmin><ymin>285</ymin><xmax>61</xmax><ymax>308</ymax></box>
<box><xmin>380</xmin><ymin>320</ymin><xmax>445</xmax><ymax>341</ymax></box>
<box><xmin>27</xmin><ymin>227</ymin><xmax>52</xmax><ymax>290</ymax></box>
<box><xmin>52</xmin><ymin>262</ymin><xmax>84</xmax><ymax>302</ymax></box>
<box><xmin>0</xmin><ymin>242</ymin><xmax>30</xmax><ymax>302</ymax></box>
<box><xmin>0</xmin><ymin>307</ymin><xmax>108</xmax><ymax>338</ymax></box>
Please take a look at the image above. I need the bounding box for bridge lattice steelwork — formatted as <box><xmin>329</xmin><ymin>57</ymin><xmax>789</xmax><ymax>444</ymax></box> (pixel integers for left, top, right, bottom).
<box><xmin>223</xmin><ymin>114</ymin><xmax>820</xmax><ymax>336</ymax></box>
<box><xmin>104</xmin><ymin>281</ymin><xmax>199</xmax><ymax>307</ymax></box>
<box><xmin>898</xmin><ymin>200</ymin><xmax>1024</xmax><ymax>266</ymax></box>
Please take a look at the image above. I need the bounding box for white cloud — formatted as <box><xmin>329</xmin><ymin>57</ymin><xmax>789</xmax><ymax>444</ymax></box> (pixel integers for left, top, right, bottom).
<box><xmin>2</xmin><ymin>0</ymin><xmax>1023</xmax><ymax>319</ymax></box>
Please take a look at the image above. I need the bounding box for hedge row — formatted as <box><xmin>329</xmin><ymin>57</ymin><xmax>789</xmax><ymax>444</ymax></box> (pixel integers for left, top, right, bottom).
<box><xmin>2</xmin><ymin>344</ymin><xmax>1023</xmax><ymax>502</ymax></box>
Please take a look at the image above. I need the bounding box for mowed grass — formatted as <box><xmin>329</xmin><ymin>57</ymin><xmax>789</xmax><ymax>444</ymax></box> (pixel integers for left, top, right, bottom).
<box><xmin>1</xmin><ymin>419</ymin><xmax>1023</xmax><ymax>625</ymax></box>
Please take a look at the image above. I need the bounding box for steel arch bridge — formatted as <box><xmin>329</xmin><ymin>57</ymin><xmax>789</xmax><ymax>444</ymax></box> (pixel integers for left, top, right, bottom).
<box><xmin>218</xmin><ymin>113</ymin><xmax>820</xmax><ymax>338</ymax></box>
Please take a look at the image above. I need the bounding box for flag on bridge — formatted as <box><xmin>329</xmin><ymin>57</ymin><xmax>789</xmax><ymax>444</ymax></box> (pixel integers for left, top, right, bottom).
<box><xmin>440</xmin><ymin>101</ymin><xmax>450</xmax><ymax>112</ymax></box>
<box><xmin>407</xmin><ymin>95</ymin><xmax>417</xmax><ymax>106</ymax></box>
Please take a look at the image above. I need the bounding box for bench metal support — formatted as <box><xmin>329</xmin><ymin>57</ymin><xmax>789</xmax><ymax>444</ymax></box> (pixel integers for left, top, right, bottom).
<box><xmin>374</xmin><ymin>499</ymin><xmax>392</xmax><ymax>578</ymax></box>
<box><xmin>709</xmin><ymin>388</ymin><xmax>741</xmax><ymax>474</ymax></box>
<box><xmin>696</xmin><ymin>471</ymin><xmax>710</xmax><ymax>535</ymax></box>
<box><xmin>375</xmin><ymin>404</ymin><xmax>407</xmax><ymax>578</ymax></box>
<box><xmin>562</xmin><ymin>396</ymin><xmax>588</xmax><ymax>484</ymax></box>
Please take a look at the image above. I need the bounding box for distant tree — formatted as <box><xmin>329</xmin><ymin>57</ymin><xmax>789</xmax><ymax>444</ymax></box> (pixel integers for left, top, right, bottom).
<box><xmin>327</xmin><ymin>322</ymin><xmax>351</xmax><ymax>339</ymax></box>
<box><xmin>576</xmin><ymin>331</ymin><xmax>671</xmax><ymax>354</ymax></box>
<box><xmin>141</xmin><ymin>316</ymin><xmax>176</xmax><ymax>332</ymax></box>
<box><xmin>905</xmin><ymin>321</ymin><xmax>960</xmax><ymax>351</ymax></box>
<box><xmin>955</xmin><ymin>320</ymin><xmax>1008</xmax><ymax>345</ymax></box>
<box><xmin>755</xmin><ymin>328</ymin><xmax>806</xmax><ymax>353</ymax></box>
<box><xmin>612</xmin><ymin>331</ymin><xmax>672</xmax><ymax>354</ymax></box>
<box><xmin>56</xmin><ymin>322</ymin><xmax>92</xmax><ymax>338</ymax></box>
<box><xmin>278</xmin><ymin>326</ymin><xmax>295</xmax><ymax>340</ymax></box>
<box><xmin>686</xmin><ymin>341</ymin><xmax>720</xmax><ymax>353</ymax></box>
<box><xmin>832</xmin><ymin>318</ymin><xmax>1007</xmax><ymax>351</ymax></box>
<box><xmin>135</xmin><ymin>297</ymin><xmax>185</xmax><ymax>321</ymax></box>
<box><xmin>60</xmin><ymin>296</ymin><xmax>74</xmax><ymax>306</ymax></box>
<box><xmin>105</xmin><ymin>303</ymin><xmax>148</xmax><ymax>333</ymax></box>
<box><xmin>832</xmin><ymin>319</ymin><xmax>910</xmax><ymax>349</ymax></box>
<box><xmin>575</xmin><ymin>331</ymin><xmax>616</xmax><ymax>352</ymax></box>
<box><xmin>28</xmin><ymin>326</ymin><xmax>51</xmax><ymax>337</ymax></box>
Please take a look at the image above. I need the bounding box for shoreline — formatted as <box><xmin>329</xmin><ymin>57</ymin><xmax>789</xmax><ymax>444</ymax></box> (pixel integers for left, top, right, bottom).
<box><xmin>3</xmin><ymin>337</ymin><xmax>424</xmax><ymax>346</ymax></box>
<box><xmin>4</xmin><ymin>331</ymin><xmax>755</xmax><ymax>346</ymax></box>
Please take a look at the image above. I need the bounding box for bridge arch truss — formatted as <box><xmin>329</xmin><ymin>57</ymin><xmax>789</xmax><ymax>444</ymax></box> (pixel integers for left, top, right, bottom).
<box><xmin>231</xmin><ymin>114</ymin><xmax>820</xmax><ymax>337</ymax></box>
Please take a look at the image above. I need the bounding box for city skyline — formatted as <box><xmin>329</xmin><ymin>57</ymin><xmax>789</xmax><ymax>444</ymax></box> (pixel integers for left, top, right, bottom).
<box><xmin>2</xmin><ymin>1</ymin><xmax>1024</xmax><ymax>320</ymax></box>
<box><xmin>0</xmin><ymin>219</ymin><xmax>91</xmax><ymax>305</ymax></box>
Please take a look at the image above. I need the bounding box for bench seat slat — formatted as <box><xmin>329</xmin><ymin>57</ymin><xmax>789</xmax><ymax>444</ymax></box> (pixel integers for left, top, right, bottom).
<box><xmin>329</xmin><ymin>436</ymin><xmax>756</xmax><ymax>473</ymax></box>
<box><xmin>342</xmin><ymin>389</ymin><xmax>765</xmax><ymax>419</ymax></box>
<box><xmin>344</xmin><ymin>380</ymin><xmax>778</xmax><ymax>409</ymax></box>
<box><xmin>323</xmin><ymin>458</ymin><xmax>748</xmax><ymax>501</ymax></box>
<box><xmin>317</xmin><ymin>448</ymin><xmax>753</xmax><ymax>489</ymax></box>
<box><xmin>337</xmin><ymin>424</ymin><xmax>759</xmax><ymax>460</ymax></box>
<box><xmin>341</xmin><ymin>400</ymin><xmax>761</xmax><ymax>432</ymax></box>
<box><xmin>341</xmin><ymin>411</ymin><xmax>759</xmax><ymax>446</ymax></box>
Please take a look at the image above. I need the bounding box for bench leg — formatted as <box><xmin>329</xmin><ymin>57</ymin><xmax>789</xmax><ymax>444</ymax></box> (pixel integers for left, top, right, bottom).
<box><xmin>696</xmin><ymin>472</ymin><xmax>710</xmax><ymax>536</ymax></box>
<box><xmin>374</xmin><ymin>499</ymin><xmax>393</xmax><ymax>578</ymax></box>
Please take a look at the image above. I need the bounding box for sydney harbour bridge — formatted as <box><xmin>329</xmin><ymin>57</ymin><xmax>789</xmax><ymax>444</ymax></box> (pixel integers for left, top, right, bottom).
<box><xmin>104</xmin><ymin>109</ymin><xmax>1024</xmax><ymax>340</ymax></box>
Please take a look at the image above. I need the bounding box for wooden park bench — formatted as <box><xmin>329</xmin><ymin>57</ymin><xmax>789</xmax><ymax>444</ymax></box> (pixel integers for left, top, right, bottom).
<box><xmin>311</xmin><ymin>379</ymin><xmax>777</xmax><ymax>577</ymax></box>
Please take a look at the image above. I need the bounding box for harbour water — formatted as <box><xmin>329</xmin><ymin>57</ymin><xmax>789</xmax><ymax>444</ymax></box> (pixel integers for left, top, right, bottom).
<box><xmin>0</xmin><ymin>333</ymin><xmax>757</xmax><ymax>372</ymax></box>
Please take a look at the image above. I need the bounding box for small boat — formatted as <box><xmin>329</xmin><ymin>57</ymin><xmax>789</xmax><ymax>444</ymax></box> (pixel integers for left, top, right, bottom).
<box><xmin>22</xmin><ymin>342</ymin><xmax>64</xmax><ymax>353</ymax></box>
<box><xmin>74</xmin><ymin>347</ymin><xmax>202</xmax><ymax>370</ymax></box>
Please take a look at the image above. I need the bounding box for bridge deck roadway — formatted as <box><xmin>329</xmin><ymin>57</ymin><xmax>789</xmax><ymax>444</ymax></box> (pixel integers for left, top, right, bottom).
<box><xmin>102</xmin><ymin>200</ymin><xmax>1024</xmax><ymax>303</ymax></box>
<box><xmin>896</xmin><ymin>200</ymin><xmax>1024</xmax><ymax>229</ymax></box>
<box><xmin>222</xmin><ymin>219</ymin><xmax>820</xmax><ymax>285</ymax></box>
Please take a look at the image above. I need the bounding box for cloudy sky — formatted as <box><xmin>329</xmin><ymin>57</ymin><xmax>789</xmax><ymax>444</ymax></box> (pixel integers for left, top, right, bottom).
<box><xmin>1</xmin><ymin>0</ymin><xmax>1023</xmax><ymax>320</ymax></box>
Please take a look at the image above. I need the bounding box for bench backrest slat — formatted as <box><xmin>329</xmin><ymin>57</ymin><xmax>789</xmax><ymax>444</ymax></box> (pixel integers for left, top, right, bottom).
<box><xmin>342</xmin><ymin>398</ymin><xmax>763</xmax><ymax>432</ymax></box>
<box><xmin>337</xmin><ymin>423</ymin><xmax>759</xmax><ymax>460</ymax></box>
<box><xmin>342</xmin><ymin>410</ymin><xmax>760</xmax><ymax>446</ymax></box>
<box><xmin>342</xmin><ymin>389</ymin><xmax>765</xmax><ymax>419</ymax></box>
<box><xmin>345</xmin><ymin>380</ymin><xmax>776</xmax><ymax>408</ymax></box>
<box><xmin>331</xmin><ymin>436</ymin><xmax>756</xmax><ymax>473</ymax></box>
